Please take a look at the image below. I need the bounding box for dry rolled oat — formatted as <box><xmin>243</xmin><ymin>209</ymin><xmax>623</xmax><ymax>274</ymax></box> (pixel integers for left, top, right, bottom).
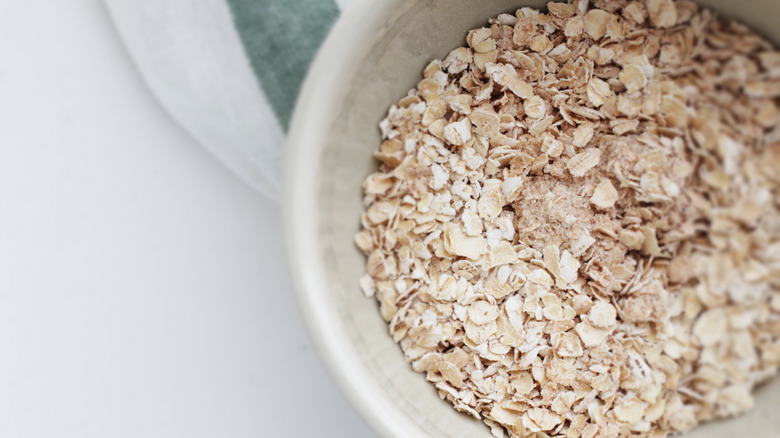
<box><xmin>357</xmin><ymin>1</ymin><xmax>780</xmax><ymax>437</ymax></box>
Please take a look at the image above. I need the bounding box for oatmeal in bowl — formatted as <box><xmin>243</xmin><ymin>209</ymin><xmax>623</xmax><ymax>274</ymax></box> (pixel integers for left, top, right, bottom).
<box><xmin>286</xmin><ymin>1</ymin><xmax>780</xmax><ymax>437</ymax></box>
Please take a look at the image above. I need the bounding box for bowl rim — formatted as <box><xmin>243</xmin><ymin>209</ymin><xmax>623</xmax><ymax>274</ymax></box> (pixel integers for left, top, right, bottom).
<box><xmin>283</xmin><ymin>1</ymin><xmax>427</xmax><ymax>437</ymax></box>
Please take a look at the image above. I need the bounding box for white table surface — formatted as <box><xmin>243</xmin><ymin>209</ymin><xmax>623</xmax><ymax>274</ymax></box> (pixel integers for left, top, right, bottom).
<box><xmin>0</xmin><ymin>1</ymin><xmax>374</xmax><ymax>437</ymax></box>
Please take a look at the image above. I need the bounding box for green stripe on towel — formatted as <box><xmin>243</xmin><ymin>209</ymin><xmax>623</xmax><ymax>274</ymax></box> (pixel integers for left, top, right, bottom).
<box><xmin>227</xmin><ymin>0</ymin><xmax>340</xmax><ymax>131</ymax></box>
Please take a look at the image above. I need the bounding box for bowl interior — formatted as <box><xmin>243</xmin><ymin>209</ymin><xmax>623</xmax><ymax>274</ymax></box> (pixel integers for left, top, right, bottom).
<box><xmin>286</xmin><ymin>1</ymin><xmax>780</xmax><ymax>437</ymax></box>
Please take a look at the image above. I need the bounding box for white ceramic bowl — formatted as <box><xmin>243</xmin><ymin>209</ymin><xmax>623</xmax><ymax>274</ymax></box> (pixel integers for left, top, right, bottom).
<box><xmin>284</xmin><ymin>1</ymin><xmax>780</xmax><ymax>437</ymax></box>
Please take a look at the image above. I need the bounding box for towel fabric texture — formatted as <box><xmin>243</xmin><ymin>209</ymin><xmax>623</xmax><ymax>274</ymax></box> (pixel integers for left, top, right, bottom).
<box><xmin>104</xmin><ymin>0</ymin><xmax>352</xmax><ymax>201</ymax></box>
